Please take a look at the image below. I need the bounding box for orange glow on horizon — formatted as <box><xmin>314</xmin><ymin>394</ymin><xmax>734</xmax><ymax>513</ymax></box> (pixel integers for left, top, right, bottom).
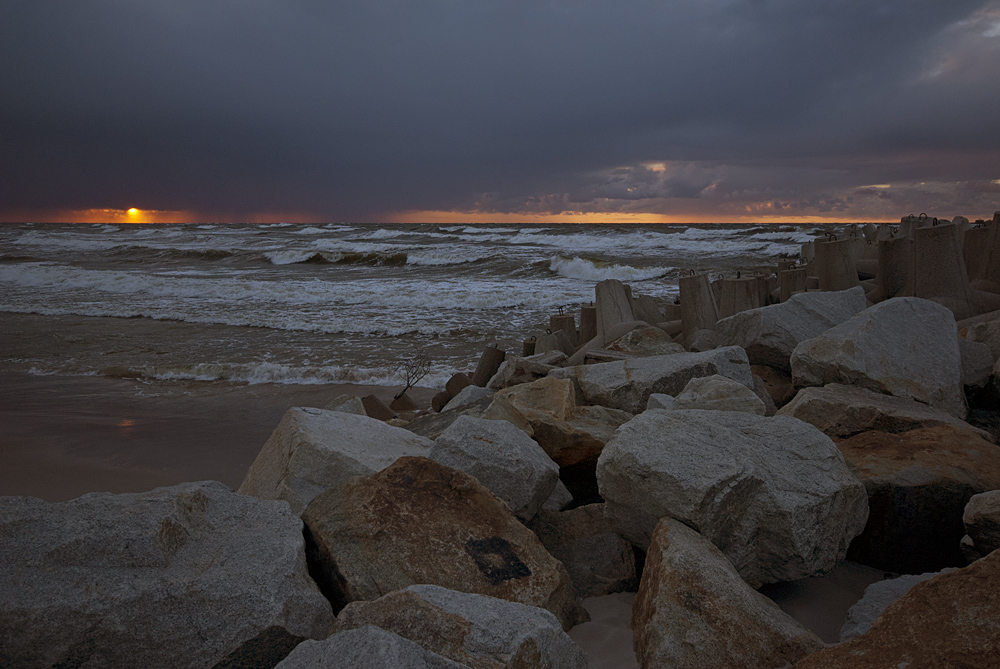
<box><xmin>0</xmin><ymin>208</ymin><xmax>326</xmax><ymax>225</ymax></box>
<box><xmin>385</xmin><ymin>209</ymin><xmax>897</xmax><ymax>225</ymax></box>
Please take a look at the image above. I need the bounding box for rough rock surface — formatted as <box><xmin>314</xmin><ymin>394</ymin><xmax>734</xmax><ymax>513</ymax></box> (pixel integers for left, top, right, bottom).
<box><xmin>596</xmin><ymin>409</ymin><xmax>868</xmax><ymax>587</ymax></box>
<box><xmin>716</xmin><ymin>287</ymin><xmax>867</xmax><ymax>372</ymax></box>
<box><xmin>528</xmin><ymin>504</ymin><xmax>637</xmax><ymax>598</ymax></box>
<box><xmin>275</xmin><ymin>626</ymin><xmax>467</xmax><ymax>669</ymax></box>
<box><xmin>840</xmin><ymin>570</ymin><xmax>957</xmax><ymax>641</ymax></box>
<box><xmin>444</xmin><ymin>385</ymin><xmax>495</xmax><ymax>411</ymax></box>
<box><xmin>429</xmin><ymin>415</ymin><xmax>559</xmax><ymax>521</ymax></box>
<box><xmin>605</xmin><ymin>325</ymin><xmax>685</xmax><ymax>357</ymax></box>
<box><xmin>672</xmin><ymin>374</ymin><xmax>767</xmax><ymax>415</ymax></box>
<box><xmin>238</xmin><ymin>407</ymin><xmax>433</xmax><ymax>514</ymax></box>
<box><xmin>793</xmin><ymin>550</ymin><xmax>1000</xmax><ymax>668</ymax></box>
<box><xmin>751</xmin><ymin>364</ymin><xmax>797</xmax><ymax>408</ymax></box>
<box><xmin>962</xmin><ymin>489</ymin><xmax>1000</xmax><ymax>561</ymax></box>
<box><xmin>838</xmin><ymin>426</ymin><xmax>1000</xmax><ymax>573</ymax></box>
<box><xmin>542</xmin><ymin>480</ymin><xmax>574</xmax><ymax>512</ymax></box>
<box><xmin>776</xmin><ymin>384</ymin><xmax>991</xmax><ymax>441</ymax></box>
<box><xmin>332</xmin><ymin>585</ymin><xmax>587</xmax><ymax>669</ymax></box>
<box><xmin>406</xmin><ymin>395</ymin><xmax>533</xmax><ymax>440</ymax></box>
<box><xmin>500</xmin><ymin>379</ymin><xmax>630</xmax><ymax>467</ymax></box>
<box><xmin>487</xmin><ymin>356</ymin><xmax>559</xmax><ymax>391</ymax></box>
<box><xmin>960</xmin><ymin>338</ymin><xmax>995</xmax><ymax>390</ymax></box>
<box><xmin>751</xmin><ymin>373</ymin><xmax>778</xmax><ymax>416</ymax></box>
<box><xmin>301</xmin><ymin>457</ymin><xmax>587</xmax><ymax>630</ymax></box>
<box><xmin>633</xmin><ymin>518</ymin><xmax>824</xmax><ymax>669</ymax></box>
<box><xmin>0</xmin><ymin>482</ymin><xmax>333</xmax><ymax>669</ymax></box>
<box><xmin>790</xmin><ymin>297</ymin><xmax>966</xmax><ymax>418</ymax></box>
<box><xmin>324</xmin><ymin>394</ymin><xmax>366</xmax><ymax>415</ymax></box>
<box><xmin>646</xmin><ymin>393</ymin><xmax>674</xmax><ymax>410</ymax></box>
<box><xmin>967</xmin><ymin>316</ymin><xmax>1000</xmax><ymax>362</ymax></box>
<box><xmin>571</xmin><ymin>346</ymin><xmax>754</xmax><ymax>414</ymax></box>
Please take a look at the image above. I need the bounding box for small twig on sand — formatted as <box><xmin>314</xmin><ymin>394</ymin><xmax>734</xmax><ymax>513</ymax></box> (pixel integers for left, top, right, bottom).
<box><xmin>394</xmin><ymin>353</ymin><xmax>431</xmax><ymax>400</ymax></box>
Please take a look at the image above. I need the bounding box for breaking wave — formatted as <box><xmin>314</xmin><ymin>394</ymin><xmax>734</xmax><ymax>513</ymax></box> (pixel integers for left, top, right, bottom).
<box><xmin>549</xmin><ymin>256</ymin><xmax>671</xmax><ymax>282</ymax></box>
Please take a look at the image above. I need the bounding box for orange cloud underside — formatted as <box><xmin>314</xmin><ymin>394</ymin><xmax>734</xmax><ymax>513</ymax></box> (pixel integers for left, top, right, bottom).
<box><xmin>0</xmin><ymin>208</ymin><xmax>326</xmax><ymax>224</ymax></box>
<box><xmin>386</xmin><ymin>210</ymin><xmax>890</xmax><ymax>225</ymax></box>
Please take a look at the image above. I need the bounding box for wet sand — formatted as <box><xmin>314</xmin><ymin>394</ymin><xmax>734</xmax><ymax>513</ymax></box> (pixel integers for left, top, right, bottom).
<box><xmin>0</xmin><ymin>371</ymin><xmax>435</xmax><ymax>502</ymax></box>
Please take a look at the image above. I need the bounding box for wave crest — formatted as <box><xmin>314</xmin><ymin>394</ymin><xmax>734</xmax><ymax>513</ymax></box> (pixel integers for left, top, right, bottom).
<box><xmin>549</xmin><ymin>256</ymin><xmax>671</xmax><ymax>282</ymax></box>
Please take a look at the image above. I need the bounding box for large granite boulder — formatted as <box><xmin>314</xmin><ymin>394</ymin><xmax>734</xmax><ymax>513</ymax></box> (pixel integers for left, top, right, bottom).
<box><xmin>961</xmin><ymin>489</ymin><xmax>1000</xmax><ymax>561</ymax></box>
<box><xmin>633</xmin><ymin>518</ymin><xmax>824</xmax><ymax>669</ymax></box>
<box><xmin>776</xmin><ymin>384</ymin><xmax>991</xmax><ymax>441</ymax></box>
<box><xmin>793</xmin><ymin>550</ymin><xmax>1000</xmax><ymax>668</ymax></box>
<box><xmin>790</xmin><ymin>297</ymin><xmax>966</xmax><ymax>418</ymax></box>
<box><xmin>238</xmin><ymin>407</ymin><xmax>432</xmax><ymax>514</ymax></box>
<box><xmin>966</xmin><ymin>316</ymin><xmax>1000</xmax><ymax>362</ymax></box>
<box><xmin>498</xmin><ymin>377</ymin><xmax>632</xmax><ymax>503</ymax></box>
<box><xmin>597</xmin><ymin>409</ymin><xmax>867</xmax><ymax>587</ymax></box>
<box><xmin>528</xmin><ymin>504</ymin><xmax>638</xmax><ymax>598</ymax></box>
<box><xmin>0</xmin><ymin>482</ymin><xmax>333</xmax><ymax>669</ymax></box>
<box><xmin>406</xmin><ymin>394</ymin><xmax>533</xmax><ymax>440</ymax></box>
<box><xmin>444</xmin><ymin>385</ymin><xmax>494</xmax><ymax>411</ymax></box>
<box><xmin>332</xmin><ymin>585</ymin><xmax>587</xmax><ymax>669</ymax></box>
<box><xmin>300</xmin><ymin>457</ymin><xmax>587</xmax><ymax>630</ymax></box>
<box><xmin>275</xmin><ymin>626</ymin><xmax>467</xmax><ymax>669</ymax></box>
<box><xmin>487</xmin><ymin>355</ymin><xmax>562</xmax><ymax>391</ymax></box>
<box><xmin>716</xmin><ymin>287</ymin><xmax>868</xmax><ymax>372</ymax></box>
<box><xmin>839</xmin><ymin>569</ymin><xmax>957</xmax><ymax>642</ymax></box>
<box><xmin>960</xmin><ymin>339</ymin><xmax>995</xmax><ymax>390</ymax></box>
<box><xmin>563</xmin><ymin>346</ymin><xmax>754</xmax><ymax>414</ymax></box>
<box><xmin>672</xmin><ymin>374</ymin><xmax>767</xmax><ymax>415</ymax></box>
<box><xmin>429</xmin><ymin>416</ymin><xmax>559</xmax><ymax>521</ymax></box>
<box><xmin>605</xmin><ymin>325</ymin><xmax>685</xmax><ymax>357</ymax></box>
<box><xmin>838</xmin><ymin>426</ymin><xmax>1000</xmax><ymax>573</ymax></box>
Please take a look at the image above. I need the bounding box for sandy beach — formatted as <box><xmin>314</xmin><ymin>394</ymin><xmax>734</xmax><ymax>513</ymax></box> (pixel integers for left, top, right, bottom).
<box><xmin>0</xmin><ymin>371</ymin><xmax>436</xmax><ymax>502</ymax></box>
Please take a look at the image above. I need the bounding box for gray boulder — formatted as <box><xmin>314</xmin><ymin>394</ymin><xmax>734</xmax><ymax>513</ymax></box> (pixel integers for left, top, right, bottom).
<box><xmin>967</xmin><ymin>317</ymin><xmax>1000</xmax><ymax>362</ymax></box>
<box><xmin>840</xmin><ymin>570</ymin><xmax>957</xmax><ymax>642</ymax></box>
<box><xmin>443</xmin><ymin>385</ymin><xmax>494</xmax><ymax>411</ymax></box>
<box><xmin>276</xmin><ymin>626</ymin><xmax>467</xmax><ymax>669</ymax></box>
<box><xmin>790</xmin><ymin>297</ymin><xmax>966</xmax><ymax>418</ymax></box>
<box><xmin>332</xmin><ymin>585</ymin><xmax>587</xmax><ymax>669</ymax></box>
<box><xmin>430</xmin><ymin>415</ymin><xmax>559</xmax><ymax>521</ymax></box>
<box><xmin>325</xmin><ymin>394</ymin><xmax>366</xmax><ymax>415</ymax></box>
<box><xmin>716</xmin><ymin>287</ymin><xmax>868</xmax><ymax>372</ymax></box>
<box><xmin>960</xmin><ymin>338</ymin><xmax>995</xmax><ymax>390</ymax></box>
<box><xmin>962</xmin><ymin>490</ymin><xmax>1000</xmax><ymax>561</ymax></box>
<box><xmin>569</xmin><ymin>346</ymin><xmax>754</xmax><ymax>414</ymax></box>
<box><xmin>542</xmin><ymin>480</ymin><xmax>574</xmax><ymax>512</ymax></box>
<box><xmin>0</xmin><ymin>482</ymin><xmax>333</xmax><ymax>669</ymax></box>
<box><xmin>596</xmin><ymin>410</ymin><xmax>868</xmax><ymax>587</ymax></box>
<box><xmin>646</xmin><ymin>393</ymin><xmax>675</xmax><ymax>410</ymax></box>
<box><xmin>605</xmin><ymin>325</ymin><xmax>684</xmax><ymax>357</ymax></box>
<box><xmin>634</xmin><ymin>517</ymin><xmax>824</xmax><ymax>669</ymax></box>
<box><xmin>239</xmin><ymin>407</ymin><xmax>433</xmax><ymax>515</ymax></box>
<box><xmin>776</xmin><ymin>384</ymin><xmax>992</xmax><ymax>442</ymax></box>
<box><xmin>406</xmin><ymin>394</ymin><xmax>533</xmax><ymax>441</ymax></box>
<box><xmin>672</xmin><ymin>374</ymin><xmax>766</xmax><ymax>415</ymax></box>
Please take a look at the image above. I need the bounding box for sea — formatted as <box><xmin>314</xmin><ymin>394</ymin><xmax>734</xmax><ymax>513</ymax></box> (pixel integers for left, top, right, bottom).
<box><xmin>0</xmin><ymin>222</ymin><xmax>828</xmax><ymax>390</ymax></box>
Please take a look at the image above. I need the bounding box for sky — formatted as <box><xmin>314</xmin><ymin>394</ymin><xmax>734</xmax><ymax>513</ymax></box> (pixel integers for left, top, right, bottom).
<box><xmin>2</xmin><ymin>0</ymin><xmax>1000</xmax><ymax>224</ymax></box>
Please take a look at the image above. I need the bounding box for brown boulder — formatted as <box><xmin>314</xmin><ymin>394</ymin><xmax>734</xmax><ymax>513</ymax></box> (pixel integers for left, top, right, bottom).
<box><xmin>500</xmin><ymin>377</ymin><xmax>631</xmax><ymax>502</ymax></box>
<box><xmin>634</xmin><ymin>518</ymin><xmax>823</xmax><ymax>669</ymax></box>
<box><xmin>301</xmin><ymin>457</ymin><xmax>587</xmax><ymax>630</ymax></box>
<box><xmin>793</xmin><ymin>550</ymin><xmax>1000</xmax><ymax>668</ymax></box>
<box><xmin>751</xmin><ymin>364</ymin><xmax>797</xmax><ymax>408</ymax></box>
<box><xmin>839</xmin><ymin>426</ymin><xmax>1000</xmax><ymax>573</ymax></box>
<box><xmin>527</xmin><ymin>504</ymin><xmax>637</xmax><ymax>598</ymax></box>
<box><xmin>962</xmin><ymin>490</ymin><xmax>1000</xmax><ymax>561</ymax></box>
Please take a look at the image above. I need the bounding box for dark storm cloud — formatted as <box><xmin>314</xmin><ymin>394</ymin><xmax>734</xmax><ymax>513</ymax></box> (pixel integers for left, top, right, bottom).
<box><xmin>1</xmin><ymin>0</ymin><xmax>998</xmax><ymax>220</ymax></box>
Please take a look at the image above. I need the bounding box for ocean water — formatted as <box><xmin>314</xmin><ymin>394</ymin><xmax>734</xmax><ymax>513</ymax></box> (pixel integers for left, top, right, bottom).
<box><xmin>0</xmin><ymin>222</ymin><xmax>827</xmax><ymax>389</ymax></box>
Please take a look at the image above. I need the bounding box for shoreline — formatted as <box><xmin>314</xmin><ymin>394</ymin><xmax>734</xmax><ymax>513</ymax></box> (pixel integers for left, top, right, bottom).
<box><xmin>0</xmin><ymin>370</ymin><xmax>437</xmax><ymax>502</ymax></box>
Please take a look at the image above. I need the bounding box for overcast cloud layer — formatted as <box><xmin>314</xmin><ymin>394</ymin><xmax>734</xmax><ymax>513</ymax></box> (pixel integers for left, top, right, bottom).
<box><xmin>2</xmin><ymin>0</ymin><xmax>1000</xmax><ymax>222</ymax></box>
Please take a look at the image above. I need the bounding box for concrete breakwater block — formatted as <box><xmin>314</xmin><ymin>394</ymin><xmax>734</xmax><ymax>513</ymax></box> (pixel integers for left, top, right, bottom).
<box><xmin>815</xmin><ymin>238</ymin><xmax>861</xmax><ymax>292</ymax></box>
<box><xmin>595</xmin><ymin>279</ymin><xmax>635</xmax><ymax>344</ymax></box>
<box><xmin>471</xmin><ymin>345</ymin><xmax>507</xmax><ymax>387</ymax></box>
<box><xmin>913</xmin><ymin>222</ymin><xmax>975</xmax><ymax>320</ymax></box>
<box><xmin>679</xmin><ymin>273</ymin><xmax>719</xmax><ymax>345</ymax></box>
<box><xmin>0</xmin><ymin>482</ymin><xmax>333</xmax><ymax>669</ymax></box>
<box><xmin>300</xmin><ymin>457</ymin><xmax>588</xmax><ymax>629</ymax></box>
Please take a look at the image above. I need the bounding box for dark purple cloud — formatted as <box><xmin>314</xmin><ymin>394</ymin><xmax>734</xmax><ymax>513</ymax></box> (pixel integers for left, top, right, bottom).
<box><xmin>2</xmin><ymin>0</ymin><xmax>998</xmax><ymax>220</ymax></box>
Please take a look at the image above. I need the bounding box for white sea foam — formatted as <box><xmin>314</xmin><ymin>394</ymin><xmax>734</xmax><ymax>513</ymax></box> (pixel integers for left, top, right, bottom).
<box><xmin>549</xmin><ymin>256</ymin><xmax>671</xmax><ymax>282</ymax></box>
<box><xmin>293</xmin><ymin>226</ymin><xmax>330</xmax><ymax>235</ymax></box>
<box><xmin>114</xmin><ymin>361</ymin><xmax>454</xmax><ymax>388</ymax></box>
